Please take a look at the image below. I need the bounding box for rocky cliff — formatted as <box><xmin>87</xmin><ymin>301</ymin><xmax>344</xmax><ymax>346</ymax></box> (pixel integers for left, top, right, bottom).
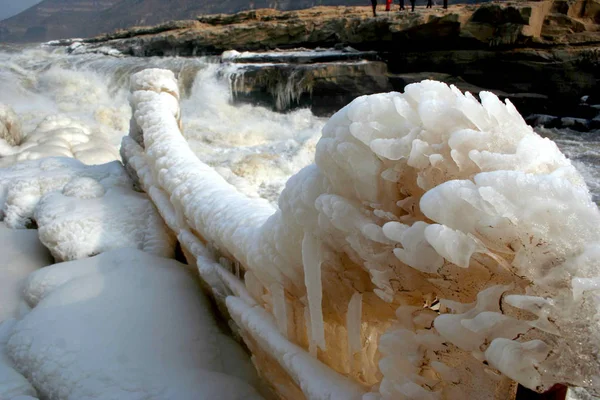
<box><xmin>0</xmin><ymin>0</ymin><xmax>483</xmax><ymax>43</ymax></box>
<box><xmin>73</xmin><ymin>1</ymin><xmax>600</xmax><ymax>119</ymax></box>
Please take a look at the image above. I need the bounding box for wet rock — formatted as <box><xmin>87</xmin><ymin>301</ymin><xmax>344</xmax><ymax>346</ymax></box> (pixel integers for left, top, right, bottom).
<box><xmin>227</xmin><ymin>61</ymin><xmax>392</xmax><ymax>116</ymax></box>
<box><xmin>560</xmin><ymin>117</ymin><xmax>591</xmax><ymax>131</ymax></box>
<box><xmin>526</xmin><ymin>114</ymin><xmax>560</xmax><ymax>128</ymax></box>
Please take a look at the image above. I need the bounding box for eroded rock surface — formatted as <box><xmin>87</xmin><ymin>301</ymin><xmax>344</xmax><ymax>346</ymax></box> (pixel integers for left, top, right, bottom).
<box><xmin>71</xmin><ymin>1</ymin><xmax>600</xmax><ymax>118</ymax></box>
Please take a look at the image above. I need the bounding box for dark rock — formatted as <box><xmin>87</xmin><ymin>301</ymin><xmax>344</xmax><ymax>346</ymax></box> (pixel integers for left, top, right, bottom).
<box><xmin>470</xmin><ymin>4</ymin><xmax>530</xmax><ymax>25</ymax></box>
<box><xmin>227</xmin><ymin>61</ymin><xmax>392</xmax><ymax>116</ymax></box>
<box><xmin>561</xmin><ymin>117</ymin><xmax>591</xmax><ymax>131</ymax></box>
<box><xmin>525</xmin><ymin>114</ymin><xmax>560</xmax><ymax>128</ymax></box>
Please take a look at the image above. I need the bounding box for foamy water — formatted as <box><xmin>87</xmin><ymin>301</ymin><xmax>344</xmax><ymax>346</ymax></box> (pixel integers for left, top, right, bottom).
<box><xmin>0</xmin><ymin>45</ymin><xmax>598</xmax><ymax>203</ymax></box>
<box><xmin>0</xmin><ymin>45</ymin><xmax>325</xmax><ymax>202</ymax></box>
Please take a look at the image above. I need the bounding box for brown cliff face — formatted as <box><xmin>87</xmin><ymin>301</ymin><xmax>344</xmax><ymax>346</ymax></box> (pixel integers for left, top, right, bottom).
<box><xmin>1</xmin><ymin>0</ymin><xmax>485</xmax><ymax>43</ymax></box>
<box><xmin>76</xmin><ymin>1</ymin><xmax>599</xmax><ymax>118</ymax></box>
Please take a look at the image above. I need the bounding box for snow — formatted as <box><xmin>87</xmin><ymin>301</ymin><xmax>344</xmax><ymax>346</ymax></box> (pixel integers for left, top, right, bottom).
<box><xmin>0</xmin><ymin>224</ymin><xmax>53</xmax><ymax>323</ymax></box>
<box><xmin>0</xmin><ymin>319</ymin><xmax>38</xmax><ymax>400</ymax></box>
<box><xmin>7</xmin><ymin>248</ymin><xmax>263</xmax><ymax>400</ymax></box>
<box><xmin>0</xmin><ymin>104</ymin><xmax>22</xmax><ymax>147</ymax></box>
<box><xmin>0</xmin><ymin>226</ymin><xmax>50</xmax><ymax>400</ymax></box>
<box><xmin>124</xmin><ymin>69</ymin><xmax>600</xmax><ymax>398</ymax></box>
<box><xmin>0</xmin><ymin>157</ymin><xmax>174</xmax><ymax>261</ymax></box>
<box><xmin>0</xmin><ymin>157</ymin><xmax>129</xmax><ymax>228</ymax></box>
<box><xmin>0</xmin><ymin>115</ymin><xmax>120</xmax><ymax>167</ymax></box>
<box><xmin>35</xmin><ymin>184</ymin><xmax>175</xmax><ymax>261</ymax></box>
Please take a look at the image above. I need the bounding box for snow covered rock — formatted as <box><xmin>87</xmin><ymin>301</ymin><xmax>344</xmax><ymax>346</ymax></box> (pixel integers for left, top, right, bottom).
<box><xmin>0</xmin><ymin>115</ymin><xmax>120</xmax><ymax>167</ymax></box>
<box><xmin>0</xmin><ymin>157</ymin><xmax>174</xmax><ymax>261</ymax></box>
<box><xmin>0</xmin><ymin>157</ymin><xmax>130</xmax><ymax>229</ymax></box>
<box><xmin>0</xmin><ymin>224</ymin><xmax>53</xmax><ymax>323</ymax></box>
<box><xmin>7</xmin><ymin>249</ymin><xmax>263</xmax><ymax>400</ymax></box>
<box><xmin>0</xmin><ymin>104</ymin><xmax>22</xmax><ymax>147</ymax></box>
<box><xmin>0</xmin><ymin>319</ymin><xmax>38</xmax><ymax>400</ymax></box>
<box><xmin>124</xmin><ymin>70</ymin><xmax>600</xmax><ymax>399</ymax></box>
<box><xmin>35</xmin><ymin>182</ymin><xmax>175</xmax><ymax>261</ymax></box>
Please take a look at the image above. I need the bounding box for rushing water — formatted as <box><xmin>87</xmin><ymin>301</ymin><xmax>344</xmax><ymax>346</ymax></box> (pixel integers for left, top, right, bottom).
<box><xmin>1</xmin><ymin>44</ymin><xmax>599</xmax><ymax>203</ymax></box>
<box><xmin>0</xmin><ymin>45</ymin><xmax>324</xmax><ymax>202</ymax></box>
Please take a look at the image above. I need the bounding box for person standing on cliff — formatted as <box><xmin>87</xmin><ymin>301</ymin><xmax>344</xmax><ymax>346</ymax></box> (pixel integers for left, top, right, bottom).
<box><xmin>426</xmin><ymin>0</ymin><xmax>433</xmax><ymax>8</ymax></box>
<box><xmin>371</xmin><ymin>0</ymin><xmax>377</xmax><ymax>16</ymax></box>
<box><xmin>399</xmin><ymin>0</ymin><xmax>405</xmax><ymax>10</ymax></box>
<box><xmin>386</xmin><ymin>0</ymin><xmax>393</xmax><ymax>12</ymax></box>
<box><xmin>410</xmin><ymin>0</ymin><xmax>415</xmax><ymax>11</ymax></box>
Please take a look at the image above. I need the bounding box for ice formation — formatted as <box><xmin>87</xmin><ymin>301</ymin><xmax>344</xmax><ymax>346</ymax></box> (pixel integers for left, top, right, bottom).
<box><xmin>0</xmin><ymin>224</ymin><xmax>53</xmax><ymax>323</ymax></box>
<box><xmin>6</xmin><ymin>248</ymin><xmax>263</xmax><ymax>400</ymax></box>
<box><xmin>0</xmin><ymin>319</ymin><xmax>38</xmax><ymax>400</ymax></box>
<box><xmin>0</xmin><ymin>114</ymin><xmax>120</xmax><ymax>167</ymax></box>
<box><xmin>123</xmin><ymin>68</ymin><xmax>600</xmax><ymax>399</ymax></box>
<box><xmin>0</xmin><ymin>104</ymin><xmax>22</xmax><ymax>147</ymax></box>
<box><xmin>0</xmin><ymin>157</ymin><xmax>175</xmax><ymax>261</ymax></box>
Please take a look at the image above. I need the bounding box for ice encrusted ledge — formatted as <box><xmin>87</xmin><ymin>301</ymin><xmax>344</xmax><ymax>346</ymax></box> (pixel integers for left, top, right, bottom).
<box><xmin>121</xmin><ymin>68</ymin><xmax>600</xmax><ymax>400</ymax></box>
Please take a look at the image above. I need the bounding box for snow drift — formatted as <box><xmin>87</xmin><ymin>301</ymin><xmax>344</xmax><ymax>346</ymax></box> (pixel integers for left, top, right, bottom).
<box><xmin>6</xmin><ymin>248</ymin><xmax>263</xmax><ymax>400</ymax></box>
<box><xmin>122</xmin><ymin>69</ymin><xmax>600</xmax><ymax>399</ymax></box>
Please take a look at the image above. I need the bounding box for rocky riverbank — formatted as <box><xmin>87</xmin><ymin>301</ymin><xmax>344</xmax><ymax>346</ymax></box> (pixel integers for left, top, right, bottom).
<box><xmin>58</xmin><ymin>0</ymin><xmax>600</xmax><ymax>124</ymax></box>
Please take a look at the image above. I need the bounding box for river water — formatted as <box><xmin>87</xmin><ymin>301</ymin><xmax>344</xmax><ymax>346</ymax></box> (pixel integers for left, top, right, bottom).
<box><xmin>1</xmin><ymin>44</ymin><xmax>598</xmax><ymax>203</ymax></box>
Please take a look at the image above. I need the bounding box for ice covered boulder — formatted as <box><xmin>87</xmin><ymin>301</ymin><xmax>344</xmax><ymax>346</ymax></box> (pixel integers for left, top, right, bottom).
<box><xmin>0</xmin><ymin>104</ymin><xmax>22</xmax><ymax>147</ymax></box>
<box><xmin>0</xmin><ymin>115</ymin><xmax>120</xmax><ymax>168</ymax></box>
<box><xmin>7</xmin><ymin>249</ymin><xmax>263</xmax><ymax>400</ymax></box>
<box><xmin>0</xmin><ymin>224</ymin><xmax>53</xmax><ymax>323</ymax></box>
<box><xmin>0</xmin><ymin>319</ymin><xmax>38</xmax><ymax>400</ymax></box>
<box><xmin>0</xmin><ymin>157</ymin><xmax>130</xmax><ymax>229</ymax></box>
<box><xmin>0</xmin><ymin>157</ymin><xmax>174</xmax><ymax>261</ymax></box>
<box><xmin>35</xmin><ymin>179</ymin><xmax>175</xmax><ymax>261</ymax></box>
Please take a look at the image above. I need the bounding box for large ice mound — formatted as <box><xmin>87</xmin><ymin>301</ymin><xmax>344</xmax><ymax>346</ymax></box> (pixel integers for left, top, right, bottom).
<box><xmin>0</xmin><ymin>114</ymin><xmax>119</xmax><ymax>167</ymax></box>
<box><xmin>7</xmin><ymin>249</ymin><xmax>263</xmax><ymax>400</ymax></box>
<box><xmin>123</xmin><ymin>69</ymin><xmax>600</xmax><ymax>399</ymax></box>
<box><xmin>0</xmin><ymin>157</ymin><xmax>175</xmax><ymax>261</ymax></box>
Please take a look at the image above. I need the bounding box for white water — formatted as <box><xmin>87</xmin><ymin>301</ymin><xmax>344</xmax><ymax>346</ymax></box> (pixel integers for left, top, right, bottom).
<box><xmin>0</xmin><ymin>45</ymin><xmax>598</xmax><ymax>203</ymax></box>
<box><xmin>0</xmin><ymin>45</ymin><xmax>324</xmax><ymax>203</ymax></box>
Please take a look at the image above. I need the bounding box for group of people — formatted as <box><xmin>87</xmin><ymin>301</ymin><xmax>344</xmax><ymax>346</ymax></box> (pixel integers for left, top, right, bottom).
<box><xmin>370</xmin><ymin>0</ymin><xmax>448</xmax><ymax>16</ymax></box>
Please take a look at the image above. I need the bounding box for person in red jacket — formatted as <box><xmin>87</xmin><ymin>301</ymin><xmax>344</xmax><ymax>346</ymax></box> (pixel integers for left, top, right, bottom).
<box><xmin>386</xmin><ymin>0</ymin><xmax>393</xmax><ymax>11</ymax></box>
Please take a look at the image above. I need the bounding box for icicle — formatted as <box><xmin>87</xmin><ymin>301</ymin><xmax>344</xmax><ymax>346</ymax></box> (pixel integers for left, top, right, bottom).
<box><xmin>347</xmin><ymin>292</ymin><xmax>363</xmax><ymax>358</ymax></box>
<box><xmin>302</xmin><ymin>232</ymin><xmax>326</xmax><ymax>351</ymax></box>
<box><xmin>270</xmin><ymin>282</ymin><xmax>288</xmax><ymax>338</ymax></box>
<box><xmin>304</xmin><ymin>302</ymin><xmax>317</xmax><ymax>357</ymax></box>
<box><xmin>244</xmin><ymin>271</ymin><xmax>264</xmax><ymax>303</ymax></box>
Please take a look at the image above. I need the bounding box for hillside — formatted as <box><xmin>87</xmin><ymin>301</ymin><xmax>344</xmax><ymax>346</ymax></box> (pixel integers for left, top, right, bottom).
<box><xmin>0</xmin><ymin>0</ymin><xmax>122</xmax><ymax>41</ymax></box>
<box><xmin>0</xmin><ymin>0</ymin><xmax>484</xmax><ymax>43</ymax></box>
